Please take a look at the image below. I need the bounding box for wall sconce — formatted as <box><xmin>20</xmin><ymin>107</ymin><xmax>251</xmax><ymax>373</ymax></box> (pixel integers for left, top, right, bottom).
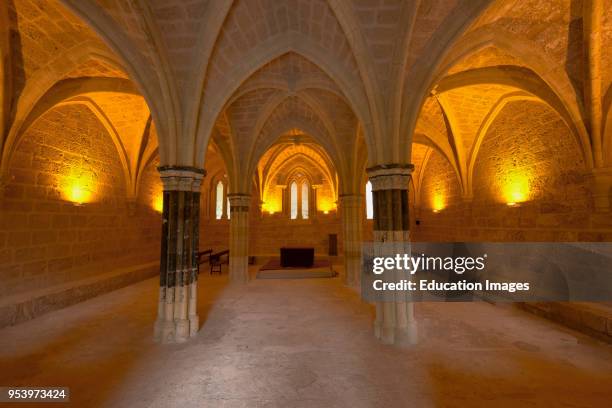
<box><xmin>65</xmin><ymin>182</ymin><xmax>93</xmax><ymax>205</ymax></box>
<box><xmin>153</xmin><ymin>195</ymin><xmax>164</xmax><ymax>213</ymax></box>
<box><xmin>261</xmin><ymin>200</ymin><xmax>281</xmax><ymax>215</ymax></box>
<box><xmin>503</xmin><ymin>172</ymin><xmax>530</xmax><ymax>206</ymax></box>
<box><xmin>432</xmin><ymin>194</ymin><xmax>445</xmax><ymax>213</ymax></box>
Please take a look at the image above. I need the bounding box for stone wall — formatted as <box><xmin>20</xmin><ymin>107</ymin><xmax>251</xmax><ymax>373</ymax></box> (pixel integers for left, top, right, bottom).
<box><xmin>0</xmin><ymin>104</ymin><xmax>161</xmax><ymax>298</ymax></box>
<box><xmin>199</xmin><ymin>208</ymin><xmax>342</xmax><ymax>259</ymax></box>
<box><xmin>199</xmin><ymin>144</ymin><xmax>342</xmax><ymax>260</ymax></box>
<box><xmin>249</xmin><ymin>213</ymin><xmax>342</xmax><ymax>258</ymax></box>
<box><xmin>412</xmin><ymin>101</ymin><xmax>612</xmax><ymax>242</ymax></box>
<box><xmin>199</xmin><ymin>219</ymin><xmax>230</xmax><ymax>252</ymax></box>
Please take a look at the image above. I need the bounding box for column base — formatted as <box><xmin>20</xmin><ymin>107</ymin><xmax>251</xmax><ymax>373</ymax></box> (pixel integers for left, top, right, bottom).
<box><xmin>229</xmin><ymin>257</ymin><xmax>249</xmax><ymax>284</ymax></box>
<box><xmin>230</xmin><ymin>273</ymin><xmax>249</xmax><ymax>284</ymax></box>
<box><xmin>155</xmin><ymin>319</ymin><xmax>176</xmax><ymax>344</ymax></box>
<box><xmin>344</xmin><ymin>257</ymin><xmax>362</xmax><ymax>288</ymax></box>
<box><xmin>153</xmin><ymin>318</ymin><xmax>163</xmax><ymax>341</ymax></box>
<box><xmin>373</xmin><ymin>302</ymin><xmax>418</xmax><ymax>346</ymax></box>
<box><xmin>395</xmin><ymin>321</ymin><xmax>418</xmax><ymax>346</ymax></box>
<box><xmin>374</xmin><ymin>320</ymin><xmax>382</xmax><ymax>340</ymax></box>
<box><xmin>376</xmin><ymin>322</ymin><xmax>418</xmax><ymax>346</ymax></box>
<box><xmin>189</xmin><ymin>315</ymin><xmax>199</xmax><ymax>337</ymax></box>
<box><xmin>348</xmin><ymin>279</ymin><xmax>361</xmax><ymax>291</ymax></box>
<box><xmin>174</xmin><ymin>319</ymin><xmax>190</xmax><ymax>343</ymax></box>
<box><xmin>380</xmin><ymin>326</ymin><xmax>396</xmax><ymax>345</ymax></box>
<box><xmin>154</xmin><ymin>316</ymin><xmax>198</xmax><ymax>344</ymax></box>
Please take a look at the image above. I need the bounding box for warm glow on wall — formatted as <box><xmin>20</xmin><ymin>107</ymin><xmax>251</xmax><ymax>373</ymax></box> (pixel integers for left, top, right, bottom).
<box><xmin>432</xmin><ymin>194</ymin><xmax>445</xmax><ymax>212</ymax></box>
<box><xmin>502</xmin><ymin>171</ymin><xmax>530</xmax><ymax>205</ymax></box>
<box><xmin>262</xmin><ymin>199</ymin><xmax>281</xmax><ymax>215</ymax></box>
<box><xmin>317</xmin><ymin>197</ymin><xmax>336</xmax><ymax>213</ymax></box>
<box><xmin>63</xmin><ymin>177</ymin><xmax>94</xmax><ymax>205</ymax></box>
<box><xmin>153</xmin><ymin>194</ymin><xmax>164</xmax><ymax>213</ymax></box>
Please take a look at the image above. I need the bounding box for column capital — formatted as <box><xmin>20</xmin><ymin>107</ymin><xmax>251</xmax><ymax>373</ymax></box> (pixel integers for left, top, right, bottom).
<box><xmin>366</xmin><ymin>163</ymin><xmax>413</xmax><ymax>191</ymax></box>
<box><xmin>158</xmin><ymin>166</ymin><xmax>206</xmax><ymax>192</ymax></box>
<box><xmin>228</xmin><ymin>193</ymin><xmax>251</xmax><ymax>212</ymax></box>
<box><xmin>338</xmin><ymin>194</ymin><xmax>363</xmax><ymax>207</ymax></box>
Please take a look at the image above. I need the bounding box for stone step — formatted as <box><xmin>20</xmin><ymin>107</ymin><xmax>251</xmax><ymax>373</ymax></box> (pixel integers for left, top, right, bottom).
<box><xmin>0</xmin><ymin>262</ymin><xmax>158</xmax><ymax>328</ymax></box>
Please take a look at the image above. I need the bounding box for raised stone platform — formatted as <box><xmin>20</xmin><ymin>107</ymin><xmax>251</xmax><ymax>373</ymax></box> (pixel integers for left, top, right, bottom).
<box><xmin>520</xmin><ymin>302</ymin><xmax>612</xmax><ymax>344</ymax></box>
<box><xmin>0</xmin><ymin>262</ymin><xmax>158</xmax><ymax>328</ymax></box>
<box><xmin>257</xmin><ymin>259</ymin><xmax>336</xmax><ymax>279</ymax></box>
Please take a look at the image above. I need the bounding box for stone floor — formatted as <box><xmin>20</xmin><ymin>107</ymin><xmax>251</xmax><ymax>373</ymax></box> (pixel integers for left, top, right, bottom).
<box><xmin>1</xmin><ymin>268</ymin><xmax>611</xmax><ymax>408</ymax></box>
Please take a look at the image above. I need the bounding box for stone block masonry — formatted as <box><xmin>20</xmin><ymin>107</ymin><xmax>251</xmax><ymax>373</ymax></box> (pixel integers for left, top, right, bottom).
<box><xmin>0</xmin><ymin>104</ymin><xmax>161</xmax><ymax>299</ymax></box>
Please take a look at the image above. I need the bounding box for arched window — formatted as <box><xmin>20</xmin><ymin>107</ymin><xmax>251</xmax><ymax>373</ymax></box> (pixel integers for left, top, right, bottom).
<box><xmin>227</xmin><ymin>196</ymin><xmax>231</xmax><ymax>219</ymax></box>
<box><xmin>215</xmin><ymin>181</ymin><xmax>224</xmax><ymax>220</ymax></box>
<box><xmin>290</xmin><ymin>181</ymin><xmax>298</xmax><ymax>219</ymax></box>
<box><xmin>301</xmin><ymin>181</ymin><xmax>309</xmax><ymax>219</ymax></box>
<box><xmin>365</xmin><ymin>180</ymin><xmax>373</xmax><ymax>220</ymax></box>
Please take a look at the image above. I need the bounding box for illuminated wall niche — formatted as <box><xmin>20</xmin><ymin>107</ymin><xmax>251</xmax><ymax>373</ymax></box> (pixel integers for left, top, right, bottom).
<box><xmin>14</xmin><ymin>104</ymin><xmax>129</xmax><ymax>208</ymax></box>
<box><xmin>501</xmin><ymin>170</ymin><xmax>531</xmax><ymax>206</ymax></box>
<box><xmin>137</xmin><ymin>157</ymin><xmax>164</xmax><ymax>213</ymax></box>
<box><xmin>62</xmin><ymin>172</ymin><xmax>95</xmax><ymax>205</ymax></box>
<box><xmin>153</xmin><ymin>195</ymin><xmax>164</xmax><ymax>213</ymax></box>
<box><xmin>418</xmin><ymin>149</ymin><xmax>460</xmax><ymax>214</ymax></box>
<box><xmin>472</xmin><ymin>101</ymin><xmax>571</xmax><ymax>207</ymax></box>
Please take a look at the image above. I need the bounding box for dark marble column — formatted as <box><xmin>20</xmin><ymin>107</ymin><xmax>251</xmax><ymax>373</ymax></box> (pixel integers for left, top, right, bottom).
<box><xmin>366</xmin><ymin>163</ymin><xmax>417</xmax><ymax>345</ymax></box>
<box><xmin>154</xmin><ymin>166</ymin><xmax>205</xmax><ymax>344</ymax></box>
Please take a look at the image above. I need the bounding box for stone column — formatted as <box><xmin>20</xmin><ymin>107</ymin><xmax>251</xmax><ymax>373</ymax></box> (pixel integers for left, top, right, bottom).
<box><xmin>339</xmin><ymin>194</ymin><xmax>363</xmax><ymax>287</ymax></box>
<box><xmin>281</xmin><ymin>187</ymin><xmax>288</xmax><ymax>216</ymax></box>
<box><xmin>367</xmin><ymin>164</ymin><xmax>417</xmax><ymax>345</ymax></box>
<box><xmin>154</xmin><ymin>166</ymin><xmax>205</xmax><ymax>344</ymax></box>
<box><xmin>228</xmin><ymin>193</ymin><xmax>250</xmax><ymax>284</ymax></box>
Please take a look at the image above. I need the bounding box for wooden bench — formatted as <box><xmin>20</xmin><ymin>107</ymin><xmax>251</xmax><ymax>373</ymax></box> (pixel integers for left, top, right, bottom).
<box><xmin>196</xmin><ymin>249</ymin><xmax>213</xmax><ymax>274</ymax></box>
<box><xmin>210</xmin><ymin>250</ymin><xmax>229</xmax><ymax>274</ymax></box>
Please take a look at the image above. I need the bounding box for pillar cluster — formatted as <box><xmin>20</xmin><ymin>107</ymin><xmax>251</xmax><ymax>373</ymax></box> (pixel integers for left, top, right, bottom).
<box><xmin>154</xmin><ymin>166</ymin><xmax>205</xmax><ymax>344</ymax></box>
<box><xmin>366</xmin><ymin>164</ymin><xmax>417</xmax><ymax>345</ymax></box>
<box><xmin>339</xmin><ymin>194</ymin><xmax>363</xmax><ymax>287</ymax></box>
<box><xmin>228</xmin><ymin>193</ymin><xmax>251</xmax><ymax>284</ymax></box>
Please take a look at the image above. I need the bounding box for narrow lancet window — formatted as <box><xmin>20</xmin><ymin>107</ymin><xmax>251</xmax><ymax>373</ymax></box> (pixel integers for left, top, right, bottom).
<box><xmin>366</xmin><ymin>181</ymin><xmax>373</xmax><ymax>220</ymax></box>
<box><xmin>215</xmin><ymin>181</ymin><xmax>224</xmax><ymax>220</ymax></box>
<box><xmin>290</xmin><ymin>181</ymin><xmax>298</xmax><ymax>219</ymax></box>
<box><xmin>301</xmin><ymin>182</ymin><xmax>309</xmax><ymax>219</ymax></box>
